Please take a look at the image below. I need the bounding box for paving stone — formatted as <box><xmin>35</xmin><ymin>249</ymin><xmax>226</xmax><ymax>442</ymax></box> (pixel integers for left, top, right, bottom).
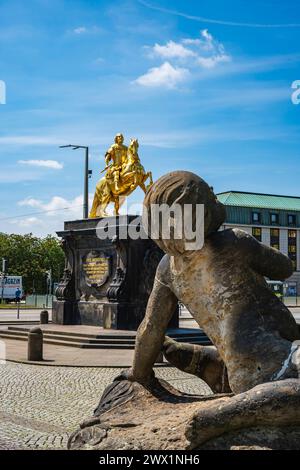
<box><xmin>0</xmin><ymin>362</ymin><xmax>211</xmax><ymax>450</ymax></box>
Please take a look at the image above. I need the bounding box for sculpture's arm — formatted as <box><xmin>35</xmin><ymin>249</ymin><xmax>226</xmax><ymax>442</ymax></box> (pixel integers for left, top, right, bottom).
<box><xmin>246</xmin><ymin>235</ymin><xmax>293</xmax><ymax>281</ymax></box>
<box><xmin>105</xmin><ymin>147</ymin><xmax>113</xmax><ymax>165</ymax></box>
<box><xmin>131</xmin><ymin>276</ymin><xmax>178</xmax><ymax>382</ymax></box>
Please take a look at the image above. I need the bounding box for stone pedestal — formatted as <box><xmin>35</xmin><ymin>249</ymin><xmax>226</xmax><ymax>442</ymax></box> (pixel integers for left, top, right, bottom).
<box><xmin>52</xmin><ymin>215</ymin><xmax>178</xmax><ymax>330</ymax></box>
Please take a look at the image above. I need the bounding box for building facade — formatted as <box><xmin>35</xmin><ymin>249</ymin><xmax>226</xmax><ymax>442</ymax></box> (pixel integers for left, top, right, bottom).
<box><xmin>216</xmin><ymin>191</ymin><xmax>300</xmax><ymax>294</ymax></box>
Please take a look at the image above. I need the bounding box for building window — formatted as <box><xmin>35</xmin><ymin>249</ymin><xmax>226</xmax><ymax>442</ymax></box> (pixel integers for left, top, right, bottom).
<box><xmin>288</xmin><ymin>230</ymin><xmax>297</xmax><ymax>271</ymax></box>
<box><xmin>252</xmin><ymin>227</ymin><xmax>262</xmax><ymax>242</ymax></box>
<box><xmin>270</xmin><ymin>228</ymin><xmax>279</xmax><ymax>237</ymax></box>
<box><xmin>252</xmin><ymin>212</ymin><xmax>260</xmax><ymax>223</ymax></box>
<box><xmin>288</xmin><ymin>214</ymin><xmax>296</xmax><ymax>226</ymax></box>
<box><xmin>270</xmin><ymin>213</ymin><xmax>279</xmax><ymax>225</ymax></box>
<box><xmin>288</xmin><ymin>230</ymin><xmax>297</xmax><ymax>239</ymax></box>
<box><xmin>270</xmin><ymin>228</ymin><xmax>280</xmax><ymax>250</ymax></box>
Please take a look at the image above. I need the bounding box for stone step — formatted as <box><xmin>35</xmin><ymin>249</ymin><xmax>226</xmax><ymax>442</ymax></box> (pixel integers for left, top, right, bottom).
<box><xmin>8</xmin><ymin>326</ymin><xmax>137</xmax><ymax>340</ymax></box>
<box><xmin>6</xmin><ymin>326</ymin><xmax>210</xmax><ymax>341</ymax></box>
<box><xmin>3</xmin><ymin>329</ymin><xmax>136</xmax><ymax>344</ymax></box>
<box><xmin>4</xmin><ymin>328</ymin><xmax>208</xmax><ymax>343</ymax></box>
<box><xmin>46</xmin><ymin>339</ymin><xmax>135</xmax><ymax>349</ymax></box>
<box><xmin>0</xmin><ymin>332</ymin><xmax>131</xmax><ymax>349</ymax></box>
<box><xmin>0</xmin><ymin>331</ymin><xmax>211</xmax><ymax>349</ymax></box>
<box><xmin>0</xmin><ymin>326</ymin><xmax>212</xmax><ymax>349</ymax></box>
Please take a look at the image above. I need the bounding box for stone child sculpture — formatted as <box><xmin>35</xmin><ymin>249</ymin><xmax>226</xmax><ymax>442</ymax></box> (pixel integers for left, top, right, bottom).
<box><xmin>129</xmin><ymin>171</ymin><xmax>300</xmax><ymax>394</ymax></box>
<box><xmin>69</xmin><ymin>171</ymin><xmax>300</xmax><ymax>450</ymax></box>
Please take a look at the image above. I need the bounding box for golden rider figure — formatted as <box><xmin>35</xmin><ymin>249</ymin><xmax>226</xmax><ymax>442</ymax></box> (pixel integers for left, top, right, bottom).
<box><xmin>105</xmin><ymin>133</ymin><xmax>128</xmax><ymax>192</ymax></box>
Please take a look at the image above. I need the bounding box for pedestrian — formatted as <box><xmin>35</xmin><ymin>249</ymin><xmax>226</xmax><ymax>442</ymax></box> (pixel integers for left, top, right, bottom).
<box><xmin>15</xmin><ymin>287</ymin><xmax>21</xmax><ymax>304</ymax></box>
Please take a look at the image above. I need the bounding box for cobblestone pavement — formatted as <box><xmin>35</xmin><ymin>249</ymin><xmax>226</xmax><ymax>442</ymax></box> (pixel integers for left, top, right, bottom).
<box><xmin>0</xmin><ymin>362</ymin><xmax>211</xmax><ymax>450</ymax></box>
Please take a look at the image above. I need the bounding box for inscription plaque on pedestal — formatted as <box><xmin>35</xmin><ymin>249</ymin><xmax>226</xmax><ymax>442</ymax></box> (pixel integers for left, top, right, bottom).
<box><xmin>82</xmin><ymin>252</ymin><xmax>110</xmax><ymax>288</ymax></box>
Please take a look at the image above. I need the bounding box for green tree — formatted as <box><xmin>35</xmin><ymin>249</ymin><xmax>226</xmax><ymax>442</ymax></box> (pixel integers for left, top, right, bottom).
<box><xmin>0</xmin><ymin>233</ymin><xmax>65</xmax><ymax>294</ymax></box>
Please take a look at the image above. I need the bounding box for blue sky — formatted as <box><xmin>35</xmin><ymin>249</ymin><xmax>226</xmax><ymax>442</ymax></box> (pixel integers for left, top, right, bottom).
<box><xmin>0</xmin><ymin>0</ymin><xmax>299</xmax><ymax>235</ymax></box>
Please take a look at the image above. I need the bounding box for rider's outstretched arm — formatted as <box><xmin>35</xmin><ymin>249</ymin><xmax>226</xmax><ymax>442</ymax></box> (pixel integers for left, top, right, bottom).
<box><xmin>132</xmin><ymin>276</ymin><xmax>178</xmax><ymax>382</ymax></box>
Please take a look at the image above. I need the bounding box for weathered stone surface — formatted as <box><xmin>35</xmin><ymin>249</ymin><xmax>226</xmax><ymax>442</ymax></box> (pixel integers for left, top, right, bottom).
<box><xmin>133</xmin><ymin>171</ymin><xmax>300</xmax><ymax>393</ymax></box>
<box><xmin>199</xmin><ymin>427</ymin><xmax>300</xmax><ymax>450</ymax></box>
<box><xmin>68</xmin><ymin>377</ymin><xmax>300</xmax><ymax>450</ymax></box>
<box><xmin>68</xmin><ymin>377</ymin><xmax>226</xmax><ymax>450</ymax></box>
<box><xmin>68</xmin><ymin>171</ymin><xmax>300</xmax><ymax>450</ymax></box>
<box><xmin>163</xmin><ymin>337</ymin><xmax>231</xmax><ymax>393</ymax></box>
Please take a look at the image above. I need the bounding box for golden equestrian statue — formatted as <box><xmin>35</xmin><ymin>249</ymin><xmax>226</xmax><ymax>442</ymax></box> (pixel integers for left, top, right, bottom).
<box><xmin>89</xmin><ymin>134</ymin><xmax>153</xmax><ymax>217</ymax></box>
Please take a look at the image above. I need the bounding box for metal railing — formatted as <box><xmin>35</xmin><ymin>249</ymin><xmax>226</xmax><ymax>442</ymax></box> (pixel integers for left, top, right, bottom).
<box><xmin>25</xmin><ymin>295</ymin><xmax>54</xmax><ymax>308</ymax></box>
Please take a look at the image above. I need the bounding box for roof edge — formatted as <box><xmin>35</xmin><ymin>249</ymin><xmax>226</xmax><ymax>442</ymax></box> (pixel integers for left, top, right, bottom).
<box><xmin>216</xmin><ymin>190</ymin><xmax>300</xmax><ymax>200</ymax></box>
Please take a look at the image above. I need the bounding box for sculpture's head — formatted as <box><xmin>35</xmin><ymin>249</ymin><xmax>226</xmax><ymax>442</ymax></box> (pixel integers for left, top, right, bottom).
<box><xmin>142</xmin><ymin>171</ymin><xmax>226</xmax><ymax>256</ymax></box>
<box><xmin>115</xmin><ymin>133</ymin><xmax>124</xmax><ymax>144</ymax></box>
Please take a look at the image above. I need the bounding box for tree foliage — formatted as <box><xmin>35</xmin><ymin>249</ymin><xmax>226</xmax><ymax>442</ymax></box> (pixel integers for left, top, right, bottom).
<box><xmin>0</xmin><ymin>233</ymin><xmax>65</xmax><ymax>294</ymax></box>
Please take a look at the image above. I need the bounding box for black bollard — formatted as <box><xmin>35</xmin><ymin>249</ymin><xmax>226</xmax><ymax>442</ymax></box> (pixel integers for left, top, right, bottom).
<box><xmin>40</xmin><ymin>310</ymin><xmax>49</xmax><ymax>324</ymax></box>
<box><xmin>28</xmin><ymin>327</ymin><xmax>43</xmax><ymax>361</ymax></box>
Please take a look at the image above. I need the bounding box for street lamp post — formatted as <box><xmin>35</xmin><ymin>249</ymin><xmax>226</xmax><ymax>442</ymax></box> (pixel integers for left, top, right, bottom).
<box><xmin>45</xmin><ymin>268</ymin><xmax>52</xmax><ymax>308</ymax></box>
<box><xmin>59</xmin><ymin>145</ymin><xmax>92</xmax><ymax>219</ymax></box>
<box><xmin>1</xmin><ymin>258</ymin><xmax>7</xmax><ymax>304</ymax></box>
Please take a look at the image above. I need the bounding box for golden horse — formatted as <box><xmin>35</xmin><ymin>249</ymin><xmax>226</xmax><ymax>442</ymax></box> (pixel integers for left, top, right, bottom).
<box><xmin>89</xmin><ymin>139</ymin><xmax>153</xmax><ymax>217</ymax></box>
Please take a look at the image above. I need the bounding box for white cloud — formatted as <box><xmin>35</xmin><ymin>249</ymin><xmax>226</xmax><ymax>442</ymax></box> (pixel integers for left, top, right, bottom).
<box><xmin>72</xmin><ymin>26</ymin><xmax>103</xmax><ymax>35</ymax></box>
<box><xmin>181</xmin><ymin>38</ymin><xmax>201</xmax><ymax>46</ymax></box>
<box><xmin>18</xmin><ymin>195</ymin><xmax>84</xmax><ymax>217</ymax></box>
<box><xmin>2</xmin><ymin>194</ymin><xmax>95</xmax><ymax>236</ymax></box>
<box><xmin>7</xmin><ymin>193</ymin><xmax>141</xmax><ymax>236</ymax></box>
<box><xmin>182</xmin><ymin>29</ymin><xmax>214</xmax><ymax>50</ymax></box>
<box><xmin>200</xmin><ymin>29</ymin><xmax>214</xmax><ymax>49</ymax></box>
<box><xmin>18</xmin><ymin>198</ymin><xmax>42</xmax><ymax>209</ymax></box>
<box><xmin>18</xmin><ymin>159</ymin><xmax>63</xmax><ymax>170</ymax></box>
<box><xmin>148</xmin><ymin>30</ymin><xmax>229</xmax><ymax>65</ymax></box>
<box><xmin>73</xmin><ymin>26</ymin><xmax>87</xmax><ymax>34</ymax></box>
<box><xmin>197</xmin><ymin>54</ymin><xmax>230</xmax><ymax>68</ymax></box>
<box><xmin>152</xmin><ymin>40</ymin><xmax>196</xmax><ymax>59</ymax></box>
<box><xmin>134</xmin><ymin>62</ymin><xmax>190</xmax><ymax>89</ymax></box>
<box><xmin>194</xmin><ymin>29</ymin><xmax>230</xmax><ymax>68</ymax></box>
<box><xmin>9</xmin><ymin>217</ymin><xmax>41</xmax><ymax>228</ymax></box>
<box><xmin>136</xmin><ymin>30</ymin><xmax>230</xmax><ymax>87</ymax></box>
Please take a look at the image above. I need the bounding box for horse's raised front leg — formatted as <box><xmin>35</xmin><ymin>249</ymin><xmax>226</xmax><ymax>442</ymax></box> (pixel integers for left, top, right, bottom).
<box><xmin>139</xmin><ymin>182</ymin><xmax>147</xmax><ymax>194</ymax></box>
